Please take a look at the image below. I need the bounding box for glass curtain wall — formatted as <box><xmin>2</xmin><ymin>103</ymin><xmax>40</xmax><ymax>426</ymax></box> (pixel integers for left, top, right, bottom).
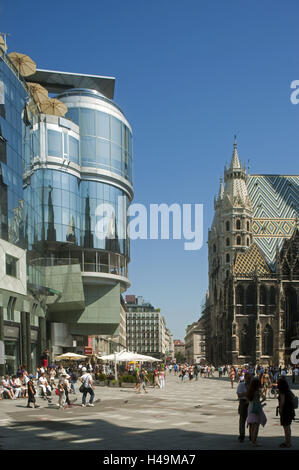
<box><xmin>0</xmin><ymin>58</ymin><xmax>30</xmax><ymax>248</ymax></box>
<box><xmin>64</xmin><ymin>95</ymin><xmax>133</xmax><ymax>184</ymax></box>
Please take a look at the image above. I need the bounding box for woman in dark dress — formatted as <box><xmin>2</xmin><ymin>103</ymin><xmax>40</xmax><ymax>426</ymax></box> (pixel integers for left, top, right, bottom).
<box><xmin>27</xmin><ymin>376</ymin><xmax>39</xmax><ymax>409</ymax></box>
<box><xmin>277</xmin><ymin>377</ymin><xmax>295</xmax><ymax>448</ymax></box>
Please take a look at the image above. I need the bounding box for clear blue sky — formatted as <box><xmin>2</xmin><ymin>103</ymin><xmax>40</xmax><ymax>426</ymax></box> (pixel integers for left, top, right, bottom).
<box><xmin>2</xmin><ymin>0</ymin><xmax>299</xmax><ymax>339</ymax></box>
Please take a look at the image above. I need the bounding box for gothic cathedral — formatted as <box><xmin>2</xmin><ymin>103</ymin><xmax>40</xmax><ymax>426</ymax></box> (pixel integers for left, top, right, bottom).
<box><xmin>206</xmin><ymin>139</ymin><xmax>299</xmax><ymax>367</ymax></box>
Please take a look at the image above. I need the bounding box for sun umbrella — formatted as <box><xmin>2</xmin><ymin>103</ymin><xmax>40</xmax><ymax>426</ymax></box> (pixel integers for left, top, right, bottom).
<box><xmin>129</xmin><ymin>353</ymin><xmax>162</xmax><ymax>362</ymax></box>
<box><xmin>39</xmin><ymin>97</ymin><xmax>68</xmax><ymax>117</ymax></box>
<box><xmin>98</xmin><ymin>350</ymin><xmax>161</xmax><ymax>362</ymax></box>
<box><xmin>8</xmin><ymin>52</ymin><xmax>36</xmax><ymax>77</ymax></box>
<box><xmin>27</xmin><ymin>82</ymin><xmax>49</xmax><ymax>104</ymax></box>
<box><xmin>54</xmin><ymin>352</ymin><xmax>87</xmax><ymax>361</ymax></box>
<box><xmin>98</xmin><ymin>350</ymin><xmax>161</xmax><ymax>380</ymax></box>
<box><xmin>0</xmin><ymin>35</ymin><xmax>7</xmax><ymax>53</ymax></box>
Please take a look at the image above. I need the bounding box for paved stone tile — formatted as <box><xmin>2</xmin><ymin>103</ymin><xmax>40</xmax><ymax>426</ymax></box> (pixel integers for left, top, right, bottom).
<box><xmin>0</xmin><ymin>374</ymin><xmax>298</xmax><ymax>449</ymax></box>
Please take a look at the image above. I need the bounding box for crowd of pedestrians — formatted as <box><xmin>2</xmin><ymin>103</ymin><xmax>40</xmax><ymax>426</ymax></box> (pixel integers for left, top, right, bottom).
<box><xmin>0</xmin><ymin>361</ymin><xmax>98</xmax><ymax>409</ymax></box>
<box><xmin>234</xmin><ymin>365</ymin><xmax>298</xmax><ymax>448</ymax></box>
<box><xmin>1</xmin><ymin>355</ymin><xmax>298</xmax><ymax>448</ymax></box>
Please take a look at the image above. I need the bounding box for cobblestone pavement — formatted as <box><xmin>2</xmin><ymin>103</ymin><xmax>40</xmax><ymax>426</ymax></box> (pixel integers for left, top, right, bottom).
<box><xmin>0</xmin><ymin>374</ymin><xmax>298</xmax><ymax>450</ymax></box>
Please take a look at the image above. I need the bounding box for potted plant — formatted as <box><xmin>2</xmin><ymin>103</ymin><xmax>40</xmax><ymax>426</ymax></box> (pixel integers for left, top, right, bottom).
<box><xmin>119</xmin><ymin>374</ymin><xmax>136</xmax><ymax>388</ymax></box>
<box><xmin>110</xmin><ymin>379</ymin><xmax>119</xmax><ymax>387</ymax></box>
<box><xmin>97</xmin><ymin>373</ymin><xmax>107</xmax><ymax>386</ymax></box>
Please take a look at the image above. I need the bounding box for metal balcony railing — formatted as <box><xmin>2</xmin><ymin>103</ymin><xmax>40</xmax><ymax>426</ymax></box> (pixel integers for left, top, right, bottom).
<box><xmin>30</xmin><ymin>257</ymin><xmax>128</xmax><ymax>277</ymax></box>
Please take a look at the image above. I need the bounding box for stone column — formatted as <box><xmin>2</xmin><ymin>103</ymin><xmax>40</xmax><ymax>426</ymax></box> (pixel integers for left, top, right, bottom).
<box><xmin>20</xmin><ymin>311</ymin><xmax>27</xmax><ymax>367</ymax></box>
<box><xmin>38</xmin><ymin>316</ymin><xmax>47</xmax><ymax>365</ymax></box>
<box><xmin>277</xmin><ymin>281</ymin><xmax>285</xmax><ymax>366</ymax></box>
<box><xmin>26</xmin><ymin>312</ymin><xmax>32</xmax><ymax>372</ymax></box>
<box><xmin>256</xmin><ymin>280</ymin><xmax>261</xmax><ymax>363</ymax></box>
<box><xmin>255</xmin><ymin>323</ymin><xmax>261</xmax><ymax>364</ymax></box>
<box><xmin>0</xmin><ymin>304</ymin><xmax>5</xmax><ymax>377</ymax></box>
<box><xmin>20</xmin><ymin>311</ymin><xmax>31</xmax><ymax>370</ymax></box>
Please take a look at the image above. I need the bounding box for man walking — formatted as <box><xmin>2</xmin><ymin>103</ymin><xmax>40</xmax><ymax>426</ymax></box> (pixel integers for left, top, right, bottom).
<box><xmin>136</xmin><ymin>369</ymin><xmax>149</xmax><ymax>394</ymax></box>
<box><xmin>80</xmin><ymin>367</ymin><xmax>95</xmax><ymax>407</ymax></box>
<box><xmin>236</xmin><ymin>373</ymin><xmax>252</xmax><ymax>442</ymax></box>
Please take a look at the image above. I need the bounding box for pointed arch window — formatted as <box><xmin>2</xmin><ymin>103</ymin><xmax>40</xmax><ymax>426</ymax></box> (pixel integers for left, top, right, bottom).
<box><xmin>240</xmin><ymin>325</ymin><xmax>250</xmax><ymax>356</ymax></box>
<box><xmin>236</xmin><ymin>236</ymin><xmax>241</xmax><ymax>246</ymax></box>
<box><xmin>236</xmin><ymin>285</ymin><xmax>244</xmax><ymax>314</ymax></box>
<box><xmin>269</xmin><ymin>286</ymin><xmax>276</xmax><ymax>314</ymax></box>
<box><xmin>226</xmin><ymin>253</ymin><xmax>230</xmax><ymax>263</ymax></box>
<box><xmin>260</xmin><ymin>285</ymin><xmax>267</xmax><ymax>314</ymax></box>
<box><xmin>246</xmin><ymin>283</ymin><xmax>256</xmax><ymax>315</ymax></box>
<box><xmin>262</xmin><ymin>325</ymin><xmax>273</xmax><ymax>356</ymax></box>
<box><xmin>236</xmin><ymin>219</ymin><xmax>241</xmax><ymax>230</ymax></box>
<box><xmin>226</xmin><ymin>221</ymin><xmax>230</xmax><ymax>231</ymax></box>
<box><xmin>226</xmin><ymin>237</ymin><xmax>230</xmax><ymax>247</ymax></box>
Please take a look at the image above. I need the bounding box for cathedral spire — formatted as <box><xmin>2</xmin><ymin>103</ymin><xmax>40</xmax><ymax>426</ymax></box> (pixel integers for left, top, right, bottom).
<box><xmin>230</xmin><ymin>135</ymin><xmax>241</xmax><ymax>169</ymax></box>
<box><xmin>218</xmin><ymin>176</ymin><xmax>224</xmax><ymax>200</ymax></box>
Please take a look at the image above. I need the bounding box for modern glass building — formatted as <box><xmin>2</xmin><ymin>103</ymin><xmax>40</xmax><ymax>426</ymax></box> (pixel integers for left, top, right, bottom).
<box><xmin>0</xmin><ymin>45</ymin><xmax>134</xmax><ymax>367</ymax></box>
<box><xmin>0</xmin><ymin>52</ymin><xmax>47</xmax><ymax>375</ymax></box>
<box><xmin>25</xmin><ymin>71</ymin><xmax>134</xmax><ymax>356</ymax></box>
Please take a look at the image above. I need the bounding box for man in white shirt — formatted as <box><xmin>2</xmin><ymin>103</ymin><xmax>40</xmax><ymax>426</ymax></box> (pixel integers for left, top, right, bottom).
<box><xmin>38</xmin><ymin>373</ymin><xmax>52</xmax><ymax>401</ymax></box>
<box><xmin>2</xmin><ymin>376</ymin><xmax>15</xmax><ymax>399</ymax></box>
<box><xmin>80</xmin><ymin>367</ymin><xmax>95</xmax><ymax>407</ymax></box>
<box><xmin>236</xmin><ymin>373</ymin><xmax>252</xmax><ymax>442</ymax></box>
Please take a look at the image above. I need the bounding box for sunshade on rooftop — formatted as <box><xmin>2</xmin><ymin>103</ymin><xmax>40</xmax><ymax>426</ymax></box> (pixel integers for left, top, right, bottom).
<box><xmin>28</xmin><ymin>68</ymin><xmax>115</xmax><ymax>99</ymax></box>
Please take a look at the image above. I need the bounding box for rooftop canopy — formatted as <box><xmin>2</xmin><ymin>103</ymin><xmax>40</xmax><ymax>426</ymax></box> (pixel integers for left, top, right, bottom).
<box><xmin>28</xmin><ymin>68</ymin><xmax>115</xmax><ymax>99</ymax></box>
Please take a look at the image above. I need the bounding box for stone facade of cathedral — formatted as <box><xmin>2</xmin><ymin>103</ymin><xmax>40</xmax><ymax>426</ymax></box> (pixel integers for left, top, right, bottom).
<box><xmin>205</xmin><ymin>140</ymin><xmax>299</xmax><ymax>367</ymax></box>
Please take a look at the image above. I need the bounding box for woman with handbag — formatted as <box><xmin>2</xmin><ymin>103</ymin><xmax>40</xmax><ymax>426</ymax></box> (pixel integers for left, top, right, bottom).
<box><xmin>277</xmin><ymin>377</ymin><xmax>296</xmax><ymax>448</ymax></box>
<box><xmin>246</xmin><ymin>378</ymin><xmax>267</xmax><ymax>446</ymax></box>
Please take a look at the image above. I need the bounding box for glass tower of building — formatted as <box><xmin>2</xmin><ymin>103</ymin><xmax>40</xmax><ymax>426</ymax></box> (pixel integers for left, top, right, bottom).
<box><xmin>24</xmin><ymin>70</ymin><xmax>134</xmax><ymax>355</ymax></box>
<box><xmin>0</xmin><ymin>42</ymin><xmax>133</xmax><ymax>366</ymax></box>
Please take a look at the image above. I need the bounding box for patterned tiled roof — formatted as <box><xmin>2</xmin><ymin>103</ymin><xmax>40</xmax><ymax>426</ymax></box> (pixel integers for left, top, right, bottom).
<box><xmin>247</xmin><ymin>175</ymin><xmax>299</xmax><ymax>270</ymax></box>
<box><xmin>234</xmin><ymin>242</ymin><xmax>271</xmax><ymax>275</ymax></box>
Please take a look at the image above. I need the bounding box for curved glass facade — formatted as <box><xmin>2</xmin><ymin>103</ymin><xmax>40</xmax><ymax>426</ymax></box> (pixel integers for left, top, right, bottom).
<box><xmin>0</xmin><ymin>56</ymin><xmax>30</xmax><ymax>247</ymax></box>
<box><xmin>23</xmin><ymin>88</ymin><xmax>133</xmax><ymax>280</ymax></box>
<box><xmin>59</xmin><ymin>89</ymin><xmax>133</xmax><ymax>184</ymax></box>
<box><xmin>25</xmin><ymin>169</ymin><xmax>130</xmax><ymax>257</ymax></box>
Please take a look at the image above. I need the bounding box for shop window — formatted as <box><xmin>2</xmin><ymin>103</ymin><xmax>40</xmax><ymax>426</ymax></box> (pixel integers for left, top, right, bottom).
<box><xmin>7</xmin><ymin>296</ymin><xmax>17</xmax><ymax>321</ymax></box>
<box><xmin>4</xmin><ymin>340</ymin><xmax>19</xmax><ymax>376</ymax></box>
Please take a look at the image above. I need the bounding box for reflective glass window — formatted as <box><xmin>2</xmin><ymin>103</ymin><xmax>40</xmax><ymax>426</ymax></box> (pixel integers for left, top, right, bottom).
<box><xmin>48</xmin><ymin>130</ymin><xmax>62</xmax><ymax>157</ymax></box>
<box><xmin>111</xmin><ymin>143</ymin><xmax>122</xmax><ymax>172</ymax></box>
<box><xmin>97</xmin><ymin>111</ymin><xmax>110</xmax><ymax>139</ymax></box>
<box><xmin>80</xmin><ymin>108</ymin><xmax>95</xmax><ymax>136</ymax></box>
<box><xmin>97</xmin><ymin>138</ymin><xmax>110</xmax><ymax>169</ymax></box>
<box><xmin>66</xmin><ymin>107</ymin><xmax>79</xmax><ymax>125</ymax></box>
<box><xmin>52</xmin><ymin>171</ymin><xmax>61</xmax><ymax>188</ymax></box>
<box><xmin>81</xmin><ymin>136</ymin><xmax>96</xmax><ymax>165</ymax></box>
<box><xmin>63</xmin><ymin>133</ymin><xmax>68</xmax><ymax>156</ymax></box>
<box><xmin>69</xmin><ymin>136</ymin><xmax>79</xmax><ymax>164</ymax></box>
<box><xmin>111</xmin><ymin>117</ymin><xmax>122</xmax><ymax>146</ymax></box>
